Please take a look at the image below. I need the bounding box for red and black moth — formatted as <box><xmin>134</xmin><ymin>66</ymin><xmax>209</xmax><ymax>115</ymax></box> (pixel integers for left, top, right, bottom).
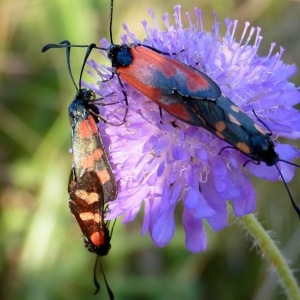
<box><xmin>68</xmin><ymin>170</ymin><xmax>114</xmax><ymax>297</ymax></box>
<box><xmin>68</xmin><ymin>86</ymin><xmax>116</xmax><ymax>296</ymax></box>
<box><xmin>68</xmin><ymin>86</ymin><xmax>117</xmax><ymax>204</ymax></box>
<box><xmin>100</xmin><ymin>0</ymin><xmax>300</xmax><ymax>217</ymax></box>
<box><xmin>42</xmin><ymin>41</ymin><xmax>116</xmax><ymax>298</ymax></box>
<box><xmin>43</xmin><ymin>0</ymin><xmax>300</xmax><ymax>217</ymax></box>
<box><xmin>42</xmin><ymin>0</ymin><xmax>300</xmax><ymax>216</ymax></box>
<box><xmin>67</xmin><ymin>84</ymin><xmax>117</xmax><ymax>254</ymax></box>
<box><xmin>68</xmin><ymin>169</ymin><xmax>112</xmax><ymax>257</ymax></box>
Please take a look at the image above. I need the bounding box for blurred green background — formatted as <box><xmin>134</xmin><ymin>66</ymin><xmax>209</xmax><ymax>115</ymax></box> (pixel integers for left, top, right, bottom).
<box><xmin>1</xmin><ymin>0</ymin><xmax>300</xmax><ymax>299</ymax></box>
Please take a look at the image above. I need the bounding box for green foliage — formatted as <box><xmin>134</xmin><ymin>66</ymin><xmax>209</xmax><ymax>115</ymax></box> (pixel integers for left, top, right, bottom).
<box><xmin>1</xmin><ymin>0</ymin><xmax>300</xmax><ymax>299</ymax></box>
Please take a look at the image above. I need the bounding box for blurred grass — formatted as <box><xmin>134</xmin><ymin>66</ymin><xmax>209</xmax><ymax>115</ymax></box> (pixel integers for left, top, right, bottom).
<box><xmin>1</xmin><ymin>0</ymin><xmax>300</xmax><ymax>299</ymax></box>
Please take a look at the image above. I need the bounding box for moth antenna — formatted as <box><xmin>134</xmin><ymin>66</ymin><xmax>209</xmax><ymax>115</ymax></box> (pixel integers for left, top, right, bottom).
<box><xmin>278</xmin><ymin>158</ymin><xmax>300</xmax><ymax>168</ymax></box>
<box><xmin>275</xmin><ymin>163</ymin><xmax>300</xmax><ymax>218</ymax></box>
<box><xmin>41</xmin><ymin>42</ymin><xmax>90</xmax><ymax>53</ymax></box>
<box><xmin>59</xmin><ymin>40</ymin><xmax>78</xmax><ymax>91</ymax></box>
<box><xmin>93</xmin><ymin>256</ymin><xmax>114</xmax><ymax>299</ymax></box>
<box><xmin>100</xmin><ymin>258</ymin><xmax>114</xmax><ymax>299</ymax></box>
<box><xmin>77</xmin><ymin>44</ymin><xmax>96</xmax><ymax>90</ymax></box>
<box><xmin>93</xmin><ymin>256</ymin><xmax>100</xmax><ymax>295</ymax></box>
<box><xmin>109</xmin><ymin>0</ymin><xmax>114</xmax><ymax>44</ymax></box>
<box><xmin>252</xmin><ymin>109</ymin><xmax>272</xmax><ymax>135</ymax></box>
<box><xmin>42</xmin><ymin>42</ymin><xmax>106</xmax><ymax>52</ymax></box>
<box><xmin>42</xmin><ymin>40</ymin><xmax>98</xmax><ymax>91</ymax></box>
<box><xmin>52</xmin><ymin>41</ymin><xmax>97</xmax><ymax>90</ymax></box>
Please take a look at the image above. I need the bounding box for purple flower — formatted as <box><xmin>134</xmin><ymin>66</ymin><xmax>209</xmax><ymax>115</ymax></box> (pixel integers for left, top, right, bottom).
<box><xmin>85</xmin><ymin>5</ymin><xmax>300</xmax><ymax>252</ymax></box>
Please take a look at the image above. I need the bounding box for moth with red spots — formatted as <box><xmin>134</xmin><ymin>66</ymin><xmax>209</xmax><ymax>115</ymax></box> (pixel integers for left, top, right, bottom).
<box><xmin>100</xmin><ymin>0</ymin><xmax>300</xmax><ymax>217</ymax></box>
<box><xmin>56</xmin><ymin>41</ymin><xmax>117</xmax><ymax>249</ymax></box>
<box><xmin>67</xmin><ymin>85</ymin><xmax>116</xmax><ymax>298</ymax></box>
<box><xmin>109</xmin><ymin>42</ymin><xmax>278</xmax><ymax>164</ymax></box>
<box><xmin>110</xmin><ymin>45</ymin><xmax>300</xmax><ymax>213</ymax></box>
<box><xmin>66</xmin><ymin>43</ymin><xmax>116</xmax><ymax>298</ymax></box>
<box><xmin>68</xmin><ymin>170</ymin><xmax>112</xmax><ymax>256</ymax></box>
<box><xmin>42</xmin><ymin>41</ymin><xmax>116</xmax><ymax>298</ymax></box>
<box><xmin>68</xmin><ymin>170</ymin><xmax>114</xmax><ymax>297</ymax></box>
<box><xmin>42</xmin><ymin>1</ymin><xmax>300</xmax><ymax>216</ymax></box>
<box><xmin>68</xmin><ymin>87</ymin><xmax>117</xmax><ymax>204</ymax></box>
<box><xmin>108</xmin><ymin>43</ymin><xmax>222</xmax><ymax>125</ymax></box>
<box><xmin>97</xmin><ymin>0</ymin><xmax>279</xmax><ymax>166</ymax></box>
<box><xmin>67</xmin><ymin>86</ymin><xmax>117</xmax><ymax>248</ymax></box>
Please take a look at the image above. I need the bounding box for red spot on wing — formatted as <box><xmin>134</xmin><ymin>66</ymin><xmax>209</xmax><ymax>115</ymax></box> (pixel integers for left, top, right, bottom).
<box><xmin>78</xmin><ymin>116</ymin><xmax>98</xmax><ymax>138</ymax></box>
<box><xmin>115</xmin><ymin>70</ymin><xmax>198</xmax><ymax>124</ymax></box>
<box><xmin>81</xmin><ymin>148</ymin><xmax>104</xmax><ymax>169</ymax></box>
<box><xmin>90</xmin><ymin>231</ymin><xmax>105</xmax><ymax>247</ymax></box>
<box><xmin>183</xmin><ymin>66</ymin><xmax>211</xmax><ymax>92</ymax></box>
<box><xmin>164</xmin><ymin>103</ymin><xmax>197</xmax><ymax>124</ymax></box>
<box><xmin>131</xmin><ymin>46</ymin><xmax>176</xmax><ymax>77</ymax></box>
<box><xmin>117</xmin><ymin>68</ymin><xmax>162</xmax><ymax>102</ymax></box>
<box><xmin>129</xmin><ymin>46</ymin><xmax>211</xmax><ymax>91</ymax></box>
<box><xmin>96</xmin><ymin>170</ymin><xmax>111</xmax><ymax>184</ymax></box>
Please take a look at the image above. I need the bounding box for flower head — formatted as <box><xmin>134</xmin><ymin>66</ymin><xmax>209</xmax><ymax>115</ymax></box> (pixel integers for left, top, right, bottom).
<box><xmin>85</xmin><ymin>5</ymin><xmax>300</xmax><ymax>252</ymax></box>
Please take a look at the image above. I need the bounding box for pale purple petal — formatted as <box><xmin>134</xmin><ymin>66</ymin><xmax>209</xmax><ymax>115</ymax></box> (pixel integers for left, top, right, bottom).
<box><xmin>182</xmin><ymin>208</ymin><xmax>207</xmax><ymax>253</ymax></box>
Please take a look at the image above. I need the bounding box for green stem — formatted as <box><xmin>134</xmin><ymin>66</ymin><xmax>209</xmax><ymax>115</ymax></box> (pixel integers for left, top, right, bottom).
<box><xmin>239</xmin><ymin>214</ymin><xmax>300</xmax><ymax>300</ymax></box>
